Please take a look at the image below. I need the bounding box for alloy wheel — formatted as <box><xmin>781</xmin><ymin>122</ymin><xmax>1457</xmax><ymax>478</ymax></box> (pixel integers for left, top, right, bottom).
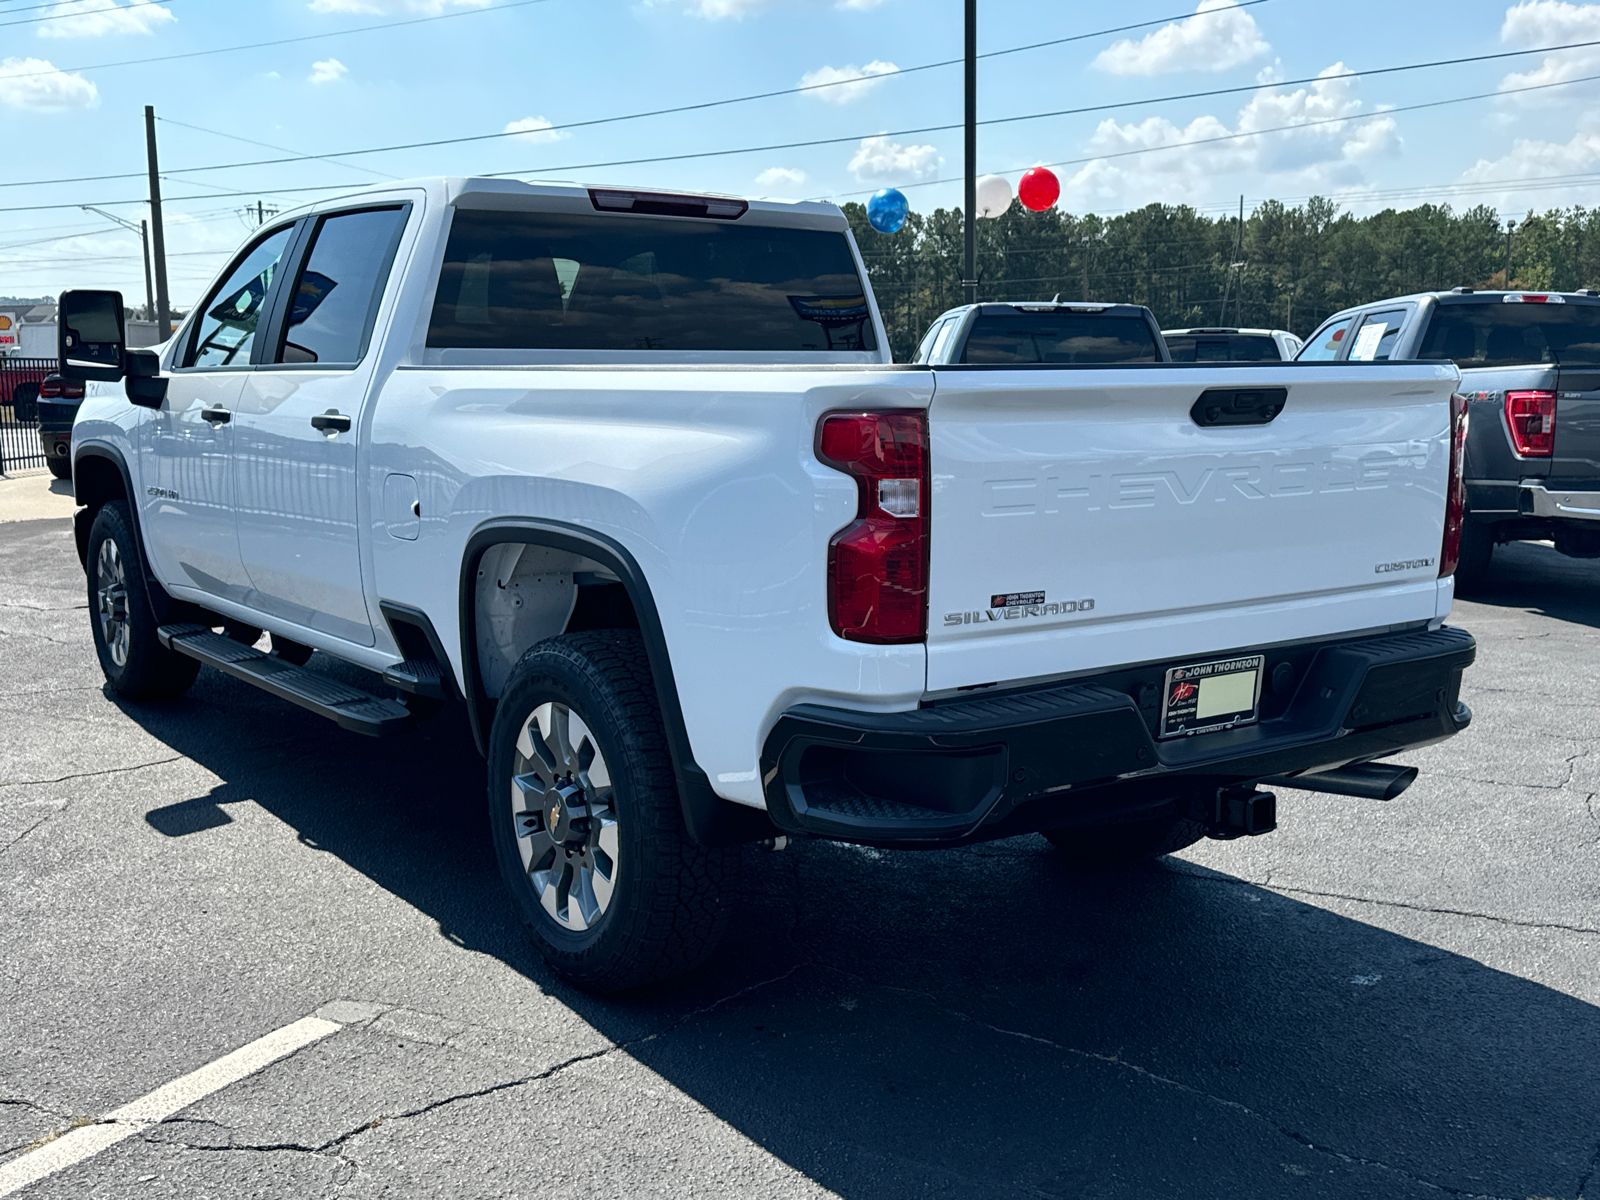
<box><xmin>95</xmin><ymin>538</ymin><xmax>130</xmax><ymax>668</ymax></box>
<box><xmin>510</xmin><ymin>701</ymin><xmax>619</xmax><ymax>932</ymax></box>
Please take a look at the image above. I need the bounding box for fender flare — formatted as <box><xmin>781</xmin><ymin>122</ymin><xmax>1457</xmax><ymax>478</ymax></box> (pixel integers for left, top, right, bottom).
<box><xmin>72</xmin><ymin>443</ymin><xmax>196</xmax><ymax>625</ymax></box>
<box><xmin>460</xmin><ymin>519</ymin><xmax>775</xmax><ymax>847</ymax></box>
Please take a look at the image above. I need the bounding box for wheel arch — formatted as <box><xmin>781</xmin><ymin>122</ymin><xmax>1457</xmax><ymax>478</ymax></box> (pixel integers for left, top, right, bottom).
<box><xmin>460</xmin><ymin>519</ymin><xmax>775</xmax><ymax>847</ymax></box>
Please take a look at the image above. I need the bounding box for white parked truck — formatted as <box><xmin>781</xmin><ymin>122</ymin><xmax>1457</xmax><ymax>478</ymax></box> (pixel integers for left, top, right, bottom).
<box><xmin>60</xmin><ymin>178</ymin><xmax>1476</xmax><ymax>991</ymax></box>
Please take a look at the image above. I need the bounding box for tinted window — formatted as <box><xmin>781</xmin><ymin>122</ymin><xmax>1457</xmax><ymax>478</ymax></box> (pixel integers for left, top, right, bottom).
<box><xmin>1166</xmin><ymin>333</ymin><xmax>1282</xmax><ymax>362</ymax></box>
<box><xmin>1297</xmin><ymin>317</ymin><xmax>1354</xmax><ymax>362</ymax></box>
<box><xmin>960</xmin><ymin>315</ymin><xmax>1158</xmax><ymax>364</ymax></box>
<box><xmin>1417</xmin><ymin>301</ymin><xmax>1600</xmax><ymax>367</ymax></box>
<box><xmin>427</xmin><ymin>209</ymin><xmax>876</xmax><ymax>352</ymax></box>
<box><xmin>185</xmin><ymin>225</ymin><xmax>294</xmax><ymax>368</ymax></box>
<box><xmin>1348</xmin><ymin>308</ymin><xmax>1412</xmax><ymax>361</ymax></box>
<box><xmin>277</xmin><ymin>207</ymin><xmax>407</xmax><ymax>365</ymax></box>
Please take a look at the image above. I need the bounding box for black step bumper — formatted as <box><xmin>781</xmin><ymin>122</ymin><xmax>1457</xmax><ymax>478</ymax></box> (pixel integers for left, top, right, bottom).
<box><xmin>759</xmin><ymin>626</ymin><xmax>1475</xmax><ymax>847</ymax></box>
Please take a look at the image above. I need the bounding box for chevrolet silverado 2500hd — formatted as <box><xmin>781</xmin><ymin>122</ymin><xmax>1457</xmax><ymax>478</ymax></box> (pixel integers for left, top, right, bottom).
<box><xmin>59</xmin><ymin>178</ymin><xmax>1475</xmax><ymax>991</ymax></box>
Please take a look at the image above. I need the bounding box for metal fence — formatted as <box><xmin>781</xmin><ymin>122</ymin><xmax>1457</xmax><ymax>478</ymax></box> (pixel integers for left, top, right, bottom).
<box><xmin>0</xmin><ymin>357</ymin><xmax>52</xmax><ymax>473</ymax></box>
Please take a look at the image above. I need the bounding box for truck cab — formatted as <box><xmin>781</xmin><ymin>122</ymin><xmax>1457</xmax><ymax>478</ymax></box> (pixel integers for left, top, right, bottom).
<box><xmin>1298</xmin><ymin>288</ymin><xmax>1600</xmax><ymax>575</ymax></box>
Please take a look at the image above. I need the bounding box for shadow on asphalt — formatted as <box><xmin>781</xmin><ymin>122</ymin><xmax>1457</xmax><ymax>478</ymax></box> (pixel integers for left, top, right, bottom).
<box><xmin>1455</xmin><ymin>537</ymin><xmax>1600</xmax><ymax>627</ymax></box>
<box><xmin>115</xmin><ymin>528</ymin><xmax>1600</xmax><ymax>1196</ymax></box>
<box><xmin>112</xmin><ymin>652</ymin><xmax>1600</xmax><ymax>1199</ymax></box>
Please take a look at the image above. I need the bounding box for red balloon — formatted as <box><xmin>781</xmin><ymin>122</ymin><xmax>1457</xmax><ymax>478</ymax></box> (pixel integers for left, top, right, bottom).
<box><xmin>1018</xmin><ymin>167</ymin><xmax>1060</xmax><ymax>212</ymax></box>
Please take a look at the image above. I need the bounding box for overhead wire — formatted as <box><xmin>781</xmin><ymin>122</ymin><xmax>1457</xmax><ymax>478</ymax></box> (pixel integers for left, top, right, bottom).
<box><xmin>0</xmin><ymin>0</ymin><xmax>180</xmax><ymax>32</ymax></box>
<box><xmin>0</xmin><ymin>0</ymin><xmax>553</xmax><ymax>84</ymax></box>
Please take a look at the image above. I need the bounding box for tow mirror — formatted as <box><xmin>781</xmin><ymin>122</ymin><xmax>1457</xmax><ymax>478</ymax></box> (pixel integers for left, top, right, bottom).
<box><xmin>59</xmin><ymin>290</ymin><xmax>126</xmax><ymax>381</ymax></box>
<box><xmin>124</xmin><ymin>347</ymin><xmax>167</xmax><ymax>409</ymax></box>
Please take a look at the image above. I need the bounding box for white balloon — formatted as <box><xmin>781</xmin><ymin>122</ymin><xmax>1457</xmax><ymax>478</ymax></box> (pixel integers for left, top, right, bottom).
<box><xmin>976</xmin><ymin>174</ymin><xmax>1013</xmax><ymax>219</ymax></box>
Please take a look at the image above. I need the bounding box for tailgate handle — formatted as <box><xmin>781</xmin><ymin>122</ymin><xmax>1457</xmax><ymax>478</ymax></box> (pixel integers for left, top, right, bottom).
<box><xmin>1191</xmin><ymin>387</ymin><xmax>1287</xmax><ymax>428</ymax></box>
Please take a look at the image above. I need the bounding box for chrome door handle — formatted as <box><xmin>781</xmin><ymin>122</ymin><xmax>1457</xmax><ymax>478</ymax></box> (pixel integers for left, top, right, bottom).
<box><xmin>310</xmin><ymin>410</ymin><xmax>351</xmax><ymax>434</ymax></box>
<box><xmin>199</xmin><ymin>407</ymin><xmax>231</xmax><ymax>424</ymax></box>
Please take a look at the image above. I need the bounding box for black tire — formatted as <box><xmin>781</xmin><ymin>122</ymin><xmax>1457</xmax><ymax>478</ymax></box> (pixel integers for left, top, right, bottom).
<box><xmin>1452</xmin><ymin>517</ymin><xmax>1494</xmax><ymax>589</ymax></box>
<box><xmin>47</xmin><ymin>456</ymin><xmax>72</xmax><ymax>481</ymax></box>
<box><xmin>487</xmin><ymin>630</ymin><xmax>736</xmax><ymax>992</ymax></box>
<box><xmin>86</xmin><ymin>500</ymin><xmax>200</xmax><ymax>701</ymax></box>
<box><xmin>1043</xmin><ymin>812</ymin><xmax>1207</xmax><ymax>867</ymax></box>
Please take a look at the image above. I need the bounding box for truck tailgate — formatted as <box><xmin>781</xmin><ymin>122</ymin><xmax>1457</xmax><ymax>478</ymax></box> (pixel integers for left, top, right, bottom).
<box><xmin>926</xmin><ymin>363</ymin><xmax>1460</xmax><ymax>693</ymax></box>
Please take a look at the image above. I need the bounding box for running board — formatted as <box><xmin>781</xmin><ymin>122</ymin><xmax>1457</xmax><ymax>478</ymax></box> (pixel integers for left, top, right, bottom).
<box><xmin>157</xmin><ymin>624</ymin><xmax>413</xmax><ymax>737</ymax></box>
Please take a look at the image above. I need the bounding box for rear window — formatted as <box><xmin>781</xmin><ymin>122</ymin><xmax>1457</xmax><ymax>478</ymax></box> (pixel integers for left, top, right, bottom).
<box><xmin>960</xmin><ymin>314</ymin><xmax>1159</xmax><ymax>364</ymax></box>
<box><xmin>1416</xmin><ymin>301</ymin><xmax>1600</xmax><ymax>368</ymax></box>
<box><xmin>1165</xmin><ymin>333</ymin><xmax>1281</xmax><ymax>362</ymax></box>
<box><xmin>427</xmin><ymin>209</ymin><xmax>876</xmax><ymax>352</ymax></box>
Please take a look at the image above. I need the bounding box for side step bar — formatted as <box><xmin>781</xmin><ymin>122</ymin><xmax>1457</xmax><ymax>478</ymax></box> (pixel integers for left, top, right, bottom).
<box><xmin>158</xmin><ymin>624</ymin><xmax>413</xmax><ymax>737</ymax></box>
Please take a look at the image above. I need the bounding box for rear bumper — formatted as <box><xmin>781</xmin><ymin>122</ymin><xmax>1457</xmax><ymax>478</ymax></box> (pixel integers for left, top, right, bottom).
<box><xmin>1520</xmin><ymin>483</ymin><xmax>1600</xmax><ymax>522</ymax></box>
<box><xmin>760</xmin><ymin>626</ymin><xmax>1475</xmax><ymax>847</ymax></box>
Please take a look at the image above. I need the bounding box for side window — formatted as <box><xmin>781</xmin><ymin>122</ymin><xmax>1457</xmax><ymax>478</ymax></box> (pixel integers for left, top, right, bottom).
<box><xmin>184</xmin><ymin>225</ymin><xmax>295</xmax><ymax>368</ymax></box>
<box><xmin>1297</xmin><ymin>316</ymin><xmax>1354</xmax><ymax>361</ymax></box>
<box><xmin>275</xmin><ymin>207</ymin><xmax>408</xmax><ymax>365</ymax></box>
<box><xmin>930</xmin><ymin>316</ymin><xmax>962</xmax><ymax>362</ymax></box>
<box><xmin>1348</xmin><ymin>307</ymin><xmax>1414</xmax><ymax>362</ymax></box>
<box><xmin>914</xmin><ymin>318</ymin><xmax>948</xmax><ymax>364</ymax></box>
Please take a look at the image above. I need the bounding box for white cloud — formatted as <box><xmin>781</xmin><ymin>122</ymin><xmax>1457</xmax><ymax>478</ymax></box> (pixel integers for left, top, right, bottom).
<box><xmin>848</xmin><ymin>135</ymin><xmax>939</xmax><ymax>181</ymax></box>
<box><xmin>0</xmin><ymin>56</ymin><xmax>98</xmax><ymax>109</ymax></box>
<box><xmin>800</xmin><ymin>60</ymin><xmax>898</xmax><ymax>104</ymax></box>
<box><xmin>1497</xmin><ymin>1</ymin><xmax>1600</xmax><ymax>103</ymax></box>
<box><xmin>1459</xmin><ymin>127</ymin><xmax>1600</xmax><ymax>210</ymax></box>
<box><xmin>504</xmin><ymin>115</ymin><xmax>566</xmax><ymax>143</ymax></box>
<box><xmin>309</xmin><ymin>57</ymin><xmax>348</xmax><ymax>84</ymax></box>
<box><xmin>1061</xmin><ymin>65</ymin><xmax>1395</xmax><ymax>209</ymax></box>
<box><xmin>309</xmin><ymin>0</ymin><xmax>488</xmax><ymax>12</ymax></box>
<box><xmin>36</xmin><ymin>0</ymin><xmax>174</xmax><ymax>38</ymax></box>
<box><xmin>1094</xmin><ymin>0</ymin><xmax>1269</xmax><ymax>75</ymax></box>
<box><xmin>755</xmin><ymin>166</ymin><xmax>807</xmax><ymax>190</ymax></box>
<box><xmin>835</xmin><ymin>0</ymin><xmax>889</xmax><ymax>7</ymax></box>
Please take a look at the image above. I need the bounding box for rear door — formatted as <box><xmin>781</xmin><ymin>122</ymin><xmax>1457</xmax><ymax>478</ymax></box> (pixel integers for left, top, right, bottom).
<box><xmin>924</xmin><ymin>364</ymin><xmax>1458</xmax><ymax>693</ymax></box>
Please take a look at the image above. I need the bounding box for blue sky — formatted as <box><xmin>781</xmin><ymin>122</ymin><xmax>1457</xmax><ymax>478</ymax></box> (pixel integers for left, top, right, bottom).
<box><xmin>4</xmin><ymin>0</ymin><xmax>1599</xmax><ymax>304</ymax></box>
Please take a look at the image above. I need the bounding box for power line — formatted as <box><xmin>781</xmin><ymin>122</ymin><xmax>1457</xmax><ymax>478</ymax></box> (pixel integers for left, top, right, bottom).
<box><xmin>164</xmin><ymin>34</ymin><xmax>1600</xmax><ymax>180</ymax></box>
<box><xmin>10</xmin><ymin>25</ymin><xmax>1600</xmax><ymax>198</ymax></box>
<box><xmin>160</xmin><ymin>117</ymin><xmax>402</xmax><ymax>181</ymax></box>
<box><xmin>0</xmin><ymin>0</ymin><xmax>180</xmax><ymax>32</ymax></box>
<box><xmin>819</xmin><ymin>68</ymin><xmax>1600</xmax><ymax>203</ymax></box>
<box><xmin>4</xmin><ymin>60</ymin><xmax>1598</xmax><ymax>218</ymax></box>
<box><xmin>2</xmin><ymin>3</ymin><xmax>1271</xmax><ymax>191</ymax></box>
<box><xmin>0</xmin><ymin>0</ymin><xmax>552</xmax><ymax>84</ymax></box>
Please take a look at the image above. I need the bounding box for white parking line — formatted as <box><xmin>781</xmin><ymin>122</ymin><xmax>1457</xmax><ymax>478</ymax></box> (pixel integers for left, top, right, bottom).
<box><xmin>0</xmin><ymin>1014</ymin><xmax>341</xmax><ymax>1198</ymax></box>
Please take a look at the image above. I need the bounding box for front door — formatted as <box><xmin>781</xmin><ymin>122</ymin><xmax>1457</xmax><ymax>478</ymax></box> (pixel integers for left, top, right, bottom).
<box><xmin>138</xmin><ymin>224</ymin><xmax>297</xmax><ymax>604</ymax></box>
<box><xmin>233</xmin><ymin>205</ymin><xmax>410</xmax><ymax>647</ymax></box>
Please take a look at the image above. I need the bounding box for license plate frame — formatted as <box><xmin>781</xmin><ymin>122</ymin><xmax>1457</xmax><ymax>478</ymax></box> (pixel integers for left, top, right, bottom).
<box><xmin>1158</xmin><ymin>654</ymin><xmax>1265</xmax><ymax>739</ymax></box>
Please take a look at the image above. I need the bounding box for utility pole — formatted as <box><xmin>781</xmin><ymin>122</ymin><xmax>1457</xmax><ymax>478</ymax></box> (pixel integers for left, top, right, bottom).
<box><xmin>144</xmin><ymin>105</ymin><xmax>172</xmax><ymax>337</ymax></box>
<box><xmin>962</xmin><ymin>0</ymin><xmax>976</xmax><ymax>306</ymax></box>
<box><xmin>1234</xmin><ymin>195</ymin><xmax>1245</xmax><ymax>326</ymax></box>
<box><xmin>1505</xmin><ymin>220</ymin><xmax>1515</xmax><ymax>289</ymax></box>
<box><xmin>80</xmin><ymin>205</ymin><xmax>154</xmax><ymax>322</ymax></box>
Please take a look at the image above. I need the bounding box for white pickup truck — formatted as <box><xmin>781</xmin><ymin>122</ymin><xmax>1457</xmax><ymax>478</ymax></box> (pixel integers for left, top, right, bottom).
<box><xmin>59</xmin><ymin>177</ymin><xmax>1476</xmax><ymax>991</ymax></box>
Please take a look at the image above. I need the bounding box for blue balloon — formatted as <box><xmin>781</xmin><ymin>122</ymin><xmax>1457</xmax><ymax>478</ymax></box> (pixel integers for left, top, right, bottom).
<box><xmin>866</xmin><ymin>187</ymin><xmax>909</xmax><ymax>234</ymax></box>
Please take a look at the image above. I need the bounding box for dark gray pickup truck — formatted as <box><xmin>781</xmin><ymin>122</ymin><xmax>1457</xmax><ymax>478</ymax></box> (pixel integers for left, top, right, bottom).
<box><xmin>1298</xmin><ymin>288</ymin><xmax>1600</xmax><ymax>580</ymax></box>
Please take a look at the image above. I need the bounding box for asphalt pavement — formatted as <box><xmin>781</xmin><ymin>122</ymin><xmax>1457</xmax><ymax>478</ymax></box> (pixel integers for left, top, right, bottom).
<box><xmin>1</xmin><ymin>503</ymin><xmax>1596</xmax><ymax>1199</ymax></box>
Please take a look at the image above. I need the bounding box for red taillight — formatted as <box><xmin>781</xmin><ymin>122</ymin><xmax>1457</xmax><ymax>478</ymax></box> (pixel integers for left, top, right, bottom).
<box><xmin>818</xmin><ymin>411</ymin><xmax>929</xmax><ymax>643</ymax></box>
<box><xmin>1440</xmin><ymin>392</ymin><xmax>1470</xmax><ymax>579</ymax></box>
<box><xmin>38</xmin><ymin>377</ymin><xmax>83</xmax><ymax>400</ymax></box>
<box><xmin>1505</xmin><ymin>389</ymin><xmax>1555</xmax><ymax>457</ymax></box>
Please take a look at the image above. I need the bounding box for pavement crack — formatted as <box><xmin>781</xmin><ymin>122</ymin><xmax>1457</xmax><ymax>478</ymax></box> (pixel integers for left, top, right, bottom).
<box><xmin>826</xmin><ymin>966</ymin><xmax>1515</xmax><ymax>1199</ymax></box>
<box><xmin>1577</xmin><ymin>1133</ymin><xmax>1600</xmax><ymax>1197</ymax></box>
<box><xmin>1164</xmin><ymin>865</ymin><xmax>1600</xmax><ymax>937</ymax></box>
<box><xmin>0</xmin><ymin>809</ymin><xmax>62</xmax><ymax>856</ymax></box>
<box><xmin>0</xmin><ymin>601</ymin><xmax>86</xmax><ymax>612</ymax></box>
<box><xmin>0</xmin><ymin>754</ymin><xmax>183</xmax><ymax>790</ymax></box>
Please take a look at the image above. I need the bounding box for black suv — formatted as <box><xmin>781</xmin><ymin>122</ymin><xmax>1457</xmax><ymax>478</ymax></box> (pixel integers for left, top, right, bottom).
<box><xmin>1299</xmin><ymin>288</ymin><xmax>1600</xmax><ymax>580</ymax></box>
